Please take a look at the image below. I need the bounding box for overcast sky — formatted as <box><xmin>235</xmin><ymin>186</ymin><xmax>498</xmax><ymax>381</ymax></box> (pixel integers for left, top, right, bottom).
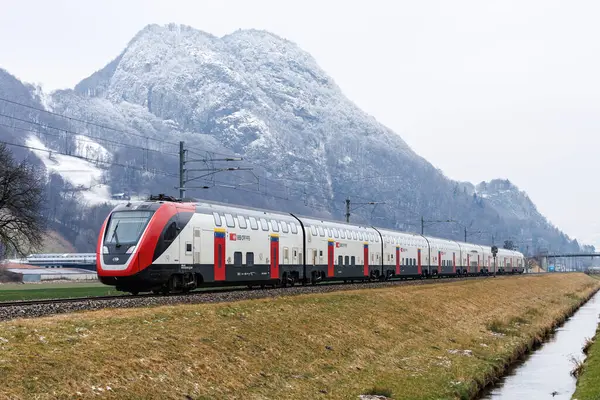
<box><xmin>1</xmin><ymin>0</ymin><xmax>598</xmax><ymax>248</ymax></box>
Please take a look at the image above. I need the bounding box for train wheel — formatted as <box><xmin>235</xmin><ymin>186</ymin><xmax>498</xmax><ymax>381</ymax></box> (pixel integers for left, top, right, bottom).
<box><xmin>152</xmin><ymin>289</ymin><xmax>160</xmax><ymax>295</ymax></box>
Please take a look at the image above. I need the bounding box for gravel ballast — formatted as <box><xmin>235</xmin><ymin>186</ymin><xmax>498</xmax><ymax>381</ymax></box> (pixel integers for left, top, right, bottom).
<box><xmin>0</xmin><ymin>275</ymin><xmax>523</xmax><ymax>322</ymax></box>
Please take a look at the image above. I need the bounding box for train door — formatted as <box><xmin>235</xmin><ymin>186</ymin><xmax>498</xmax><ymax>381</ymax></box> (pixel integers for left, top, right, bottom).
<box><xmin>327</xmin><ymin>239</ymin><xmax>334</xmax><ymax>277</ymax></box>
<box><xmin>213</xmin><ymin>228</ymin><xmax>226</xmax><ymax>281</ymax></box>
<box><xmin>193</xmin><ymin>228</ymin><xmax>201</xmax><ymax>264</ymax></box>
<box><xmin>270</xmin><ymin>234</ymin><xmax>280</xmax><ymax>279</ymax></box>
<box><xmin>453</xmin><ymin>252</ymin><xmax>456</xmax><ymax>274</ymax></box>
<box><xmin>395</xmin><ymin>246</ymin><xmax>400</xmax><ymax>275</ymax></box>
<box><xmin>363</xmin><ymin>243</ymin><xmax>369</xmax><ymax>276</ymax></box>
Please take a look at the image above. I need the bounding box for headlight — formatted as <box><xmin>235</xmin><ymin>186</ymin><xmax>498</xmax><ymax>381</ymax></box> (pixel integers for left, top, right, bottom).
<box><xmin>126</xmin><ymin>246</ymin><xmax>136</xmax><ymax>254</ymax></box>
<box><xmin>102</xmin><ymin>246</ymin><xmax>109</xmax><ymax>254</ymax></box>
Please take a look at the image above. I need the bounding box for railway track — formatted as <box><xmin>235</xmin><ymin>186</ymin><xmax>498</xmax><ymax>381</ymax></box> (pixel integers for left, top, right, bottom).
<box><xmin>0</xmin><ymin>273</ymin><xmax>533</xmax><ymax>322</ymax></box>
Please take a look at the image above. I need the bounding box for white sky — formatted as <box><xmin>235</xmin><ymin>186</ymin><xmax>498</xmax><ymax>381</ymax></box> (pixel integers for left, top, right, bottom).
<box><xmin>1</xmin><ymin>0</ymin><xmax>598</xmax><ymax>248</ymax></box>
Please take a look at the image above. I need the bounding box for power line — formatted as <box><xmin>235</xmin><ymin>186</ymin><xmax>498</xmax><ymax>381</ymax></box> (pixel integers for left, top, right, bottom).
<box><xmin>0</xmin><ymin>112</ymin><xmax>179</xmax><ymax>158</ymax></box>
<box><xmin>0</xmin><ymin>96</ymin><xmax>184</xmax><ymax>150</ymax></box>
<box><xmin>0</xmin><ymin>138</ymin><xmax>178</xmax><ymax>178</ymax></box>
<box><xmin>1</xmin><ymin>97</ymin><xmax>377</xmax><ymax>207</ymax></box>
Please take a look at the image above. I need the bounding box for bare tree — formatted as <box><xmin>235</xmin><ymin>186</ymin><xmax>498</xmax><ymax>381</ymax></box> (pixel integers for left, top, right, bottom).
<box><xmin>0</xmin><ymin>144</ymin><xmax>45</xmax><ymax>257</ymax></box>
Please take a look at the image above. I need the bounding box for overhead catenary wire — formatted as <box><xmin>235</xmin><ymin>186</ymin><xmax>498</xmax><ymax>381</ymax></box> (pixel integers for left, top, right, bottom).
<box><xmin>0</xmin><ymin>96</ymin><xmax>244</xmax><ymax>158</ymax></box>
<box><xmin>0</xmin><ymin>112</ymin><xmax>179</xmax><ymax>158</ymax></box>
<box><xmin>0</xmin><ymin>96</ymin><xmax>185</xmax><ymax>150</ymax></box>
<box><xmin>1</xmin><ymin>97</ymin><xmax>376</xmax><ymax>204</ymax></box>
<box><xmin>1</xmin><ymin>97</ymin><xmax>396</xmax><ymax>213</ymax></box>
<box><xmin>0</xmin><ymin>138</ymin><xmax>178</xmax><ymax>178</ymax></box>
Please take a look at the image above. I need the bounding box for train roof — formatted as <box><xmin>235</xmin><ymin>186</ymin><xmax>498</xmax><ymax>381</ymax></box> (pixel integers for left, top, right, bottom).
<box><xmin>113</xmin><ymin>198</ymin><xmax>524</xmax><ymax>257</ymax></box>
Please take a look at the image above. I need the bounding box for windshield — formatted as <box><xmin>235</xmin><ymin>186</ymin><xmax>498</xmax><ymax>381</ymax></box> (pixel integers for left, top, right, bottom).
<box><xmin>104</xmin><ymin>211</ymin><xmax>154</xmax><ymax>246</ymax></box>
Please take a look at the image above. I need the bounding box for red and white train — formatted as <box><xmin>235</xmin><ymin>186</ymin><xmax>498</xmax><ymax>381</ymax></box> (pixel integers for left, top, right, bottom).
<box><xmin>96</xmin><ymin>195</ymin><xmax>525</xmax><ymax>294</ymax></box>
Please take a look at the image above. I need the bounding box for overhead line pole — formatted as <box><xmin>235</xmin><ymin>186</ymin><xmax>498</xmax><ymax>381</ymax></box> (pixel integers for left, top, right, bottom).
<box><xmin>345</xmin><ymin>198</ymin><xmax>385</xmax><ymax>223</ymax></box>
<box><xmin>179</xmin><ymin>141</ymin><xmax>186</xmax><ymax>199</ymax></box>
<box><xmin>346</xmin><ymin>198</ymin><xmax>351</xmax><ymax>223</ymax></box>
<box><xmin>178</xmin><ymin>141</ymin><xmax>252</xmax><ymax>199</ymax></box>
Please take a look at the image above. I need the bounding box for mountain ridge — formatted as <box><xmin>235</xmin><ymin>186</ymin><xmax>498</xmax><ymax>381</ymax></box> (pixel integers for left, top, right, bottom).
<box><xmin>0</xmin><ymin>24</ymin><xmax>591</xmax><ymax>255</ymax></box>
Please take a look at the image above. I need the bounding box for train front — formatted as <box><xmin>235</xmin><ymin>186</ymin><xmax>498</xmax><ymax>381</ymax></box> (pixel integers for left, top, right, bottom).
<box><xmin>96</xmin><ymin>202</ymin><xmax>163</xmax><ymax>293</ymax></box>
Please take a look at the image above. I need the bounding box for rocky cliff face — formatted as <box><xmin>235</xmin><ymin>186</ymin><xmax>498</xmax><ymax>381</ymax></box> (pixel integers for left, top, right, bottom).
<box><xmin>0</xmin><ymin>24</ymin><xmax>589</xmax><ymax>253</ymax></box>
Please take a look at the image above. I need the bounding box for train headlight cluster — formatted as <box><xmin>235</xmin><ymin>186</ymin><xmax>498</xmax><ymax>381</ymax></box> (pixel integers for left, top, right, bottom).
<box><xmin>126</xmin><ymin>246</ymin><xmax>136</xmax><ymax>254</ymax></box>
<box><xmin>102</xmin><ymin>246</ymin><xmax>109</xmax><ymax>254</ymax></box>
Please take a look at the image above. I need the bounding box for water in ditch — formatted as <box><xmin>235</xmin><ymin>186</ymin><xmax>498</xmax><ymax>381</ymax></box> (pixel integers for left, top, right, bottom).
<box><xmin>481</xmin><ymin>291</ymin><xmax>600</xmax><ymax>399</ymax></box>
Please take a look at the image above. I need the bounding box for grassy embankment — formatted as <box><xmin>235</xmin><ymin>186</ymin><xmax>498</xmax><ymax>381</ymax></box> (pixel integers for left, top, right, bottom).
<box><xmin>0</xmin><ymin>274</ymin><xmax>597</xmax><ymax>400</ymax></box>
<box><xmin>0</xmin><ymin>282</ymin><xmax>120</xmax><ymax>301</ymax></box>
<box><xmin>572</xmin><ymin>274</ymin><xmax>600</xmax><ymax>400</ymax></box>
<box><xmin>573</xmin><ymin>325</ymin><xmax>600</xmax><ymax>400</ymax></box>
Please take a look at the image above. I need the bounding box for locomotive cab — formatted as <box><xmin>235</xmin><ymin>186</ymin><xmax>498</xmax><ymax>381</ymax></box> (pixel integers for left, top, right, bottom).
<box><xmin>101</xmin><ymin>209</ymin><xmax>155</xmax><ymax>271</ymax></box>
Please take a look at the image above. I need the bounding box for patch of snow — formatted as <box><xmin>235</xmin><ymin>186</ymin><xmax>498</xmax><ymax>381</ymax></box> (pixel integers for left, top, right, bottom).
<box><xmin>25</xmin><ymin>135</ymin><xmax>112</xmax><ymax>205</ymax></box>
<box><xmin>73</xmin><ymin>135</ymin><xmax>111</xmax><ymax>162</ymax></box>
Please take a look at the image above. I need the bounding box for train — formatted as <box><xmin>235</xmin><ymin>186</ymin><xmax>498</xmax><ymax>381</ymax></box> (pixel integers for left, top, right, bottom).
<box><xmin>96</xmin><ymin>195</ymin><xmax>525</xmax><ymax>295</ymax></box>
<box><xmin>25</xmin><ymin>253</ymin><xmax>97</xmax><ymax>270</ymax></box>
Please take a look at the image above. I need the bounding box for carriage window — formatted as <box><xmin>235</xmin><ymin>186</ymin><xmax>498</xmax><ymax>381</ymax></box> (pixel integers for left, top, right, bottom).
<box><xmin>270</xmin><ymin>219</ymin><xmax>279</xmax><ymax>232</ymax></box>
<box><xmin>318</xmin><ymin>226</ymin><xmax>325</xmax><ymax>237</ymax></box>
<box><xmin>290</xmin><ymin>222</ymin><xmax>298</xmax><ymax>234</ymax></box>
<box><xmin>249</xmin><ymin>217</ymin><xmax>258</xmax><ymax>230</ymax></box>
<box><xmin>260</xmin><ymin>218</ymin><xmax>269</xmax><ymax>231</ymax></box>
<box><xmin>246</xmin><ymin>252</ymin><xmax>254</xmax><ymax>267</ymax></box>
<box><xmin>387</xmin><ymin>254</ymin><xmax>390</xmax><ymax>261</ymax></box>
<box><xmin>281</xmin><ymin>222</ymin><xmax>289</xmax><ymax>233</ymax></box>
<box><xmin>186</xmin><ymin>243</ymin><xmax>192</xmax><ymax>253</ymax></box>
<box><xmin>225</xmin><ymin>214</ymin><xmax>235</xmax><ymax>228</ymax></box>
<box><xmin>338</xmin><ymin>255</ymin><xmax>343</xmax><ymax>266</ymax></box>
<box><xmin>345</xmin><ymin>255</ymin><xmax>350</xmax><ymax>266</ymax></box>
<box><xmin>237</xmin><ymin>216</ymin><xmax>247</xmax><ymax>229</ymax></box>
<box><xmin>351</xmin><ymin>256</ymin><xmax>355</xmax><ymax>266</ymax></box>
<box><xmin>310</xmin><ymin>225</ymin><xmax>317</xmax><ymax>236</ymax></box>
<box><xmin>319</xmin><ymin>250</ymin><xmax>323</xmax><ymax>257</ymax></box>
<box><xmin>164</xmin><ymin>222</ymin><xmax>178</xmax><ymax>242</ymax></box>
<box><xmin>333</xmin><ymin>228</ymin><xmax>339</xmax><ymax>238</ymax></box>
<box><xmin>283</xmin><ymin>247</ymin><xmax>289</xmax><ymax>262</ymax></box>
<box><xmin>213</xmin><ymin>212</ymin><xmax>222</xmax><ymax>227</ymax></box>
<box><xmin>234</xmin><ymin>252</ymin><xmax>243</xmax><ymax>267</ymax></box>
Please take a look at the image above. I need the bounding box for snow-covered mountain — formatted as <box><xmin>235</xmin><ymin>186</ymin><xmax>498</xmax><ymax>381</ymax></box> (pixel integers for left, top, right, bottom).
<box><xmin>0</xmin><ymin>24</ymin><xmax>590</xmax><ymax>254</ymax></box>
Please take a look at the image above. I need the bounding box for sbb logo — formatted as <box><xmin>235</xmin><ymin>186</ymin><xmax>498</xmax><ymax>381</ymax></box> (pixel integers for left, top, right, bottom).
<box><xmin>229</xmin><ymin>233</ymin><xmax>237</xmax><ymax>241</ymax></box>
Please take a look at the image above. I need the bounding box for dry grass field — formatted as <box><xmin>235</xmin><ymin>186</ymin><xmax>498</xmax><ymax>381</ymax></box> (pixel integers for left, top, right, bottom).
<box><xmin>0</xmin><ymin>274</ymin><xmax>597</xmax><ymax>400</ymax></box>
